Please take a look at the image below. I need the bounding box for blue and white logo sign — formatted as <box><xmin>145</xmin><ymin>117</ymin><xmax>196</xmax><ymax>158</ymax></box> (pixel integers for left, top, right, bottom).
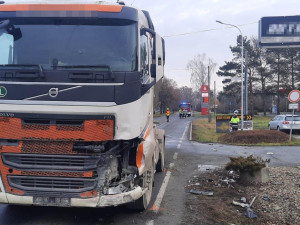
<box><xmin>259</xmin><ymin>16</ymin><xmax>300</xmax><ymax>48</ymax></box>
<box><xmin>0</xmin><ymin>86</ymin><xmax>7</xmax><ymax>97</ymax></box>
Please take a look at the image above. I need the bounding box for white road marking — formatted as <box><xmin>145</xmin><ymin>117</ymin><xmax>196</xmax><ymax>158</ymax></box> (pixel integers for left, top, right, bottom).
<box><xmin>173</xmin><ymin>152</ymin><xmax>178</xmax><ymax>160</ymax></box>
<box><xmin>152</xmin><ymin>170</ymin><xmax>172</xmax><ymax>213</ymax></box>
<box><xmin>145</xmin><ymin>220</ymin><xmax>154</xmax><ymax>225</ymax></box>
<box><xmin>150</xmin><ymin>121</ymin><xmax>190</xmax><ymax>214</ymax></box>
<box><xmin>169</xmin><ymin>162</ymin><xmax>175</xmax><ymax>169</ymax></box>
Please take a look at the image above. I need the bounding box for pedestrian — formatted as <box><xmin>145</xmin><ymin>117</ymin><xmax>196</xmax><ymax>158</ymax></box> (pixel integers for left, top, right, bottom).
<box><xmin>230</xmin><ymin>110</ymin><xmax>240</xmax><ymax>131</ymax></box>
<box><xmin>166</xmin><ymin>108</ymin><xmax>170</xmax><ymax>122</ymax></box>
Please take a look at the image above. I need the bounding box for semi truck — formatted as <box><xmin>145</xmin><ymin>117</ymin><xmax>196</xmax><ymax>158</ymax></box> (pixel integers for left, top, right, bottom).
<box><xmin>0</xmin><ymin>0</ymin><xmax>165</xmax><ymax>210</ymax></box>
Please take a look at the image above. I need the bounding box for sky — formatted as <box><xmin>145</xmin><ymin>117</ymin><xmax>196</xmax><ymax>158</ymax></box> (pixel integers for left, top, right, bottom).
<box><xmin>4</xmin><ymin>0</ymin><xmax>300</xmax><ymax>91</ymax></box>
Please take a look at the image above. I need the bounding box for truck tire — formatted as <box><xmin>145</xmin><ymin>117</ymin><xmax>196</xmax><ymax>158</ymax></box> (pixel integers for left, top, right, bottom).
<box><xmin>156</xmin><ymin>138</ymin><xmax>165</xmax><ymax>172</ymax></box>
<box><xmin>128</xmin><ymin>160</ymin><xmax>154</xmax><ymax>211</ymax></box>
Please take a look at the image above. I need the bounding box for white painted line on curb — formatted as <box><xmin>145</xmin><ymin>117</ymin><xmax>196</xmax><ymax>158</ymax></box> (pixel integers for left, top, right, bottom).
<box><xmin>189</xmin><ymin>121</ymin><xmax>192</xmax><ymax>141</ymax></box>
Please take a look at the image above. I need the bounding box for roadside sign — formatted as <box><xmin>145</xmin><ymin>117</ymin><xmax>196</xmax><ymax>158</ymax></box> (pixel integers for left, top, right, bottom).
<box><xmin>202</xmin><ymin>93</ymin><xmax>208</xmax><ymax>97</ymax></box>
<box><xmin>289</xmin><ymin>103</ymin><xmax>299</xmax><ymax>110</ymax></box>
<box><xmin>201</xmin><ymin>85</ymin><xmax>209</xmax><ymax>93</ymax></box>
<box><xmin>259</xmin><ymin>16</ymin><xmax>300</xmax><ymax>48</ymax></box>
<box><xmin>288</xmin><ymin>90</ymin><xmax>300</xmax><ymax>103</ymax></box>
<box><xmin>216</xmin><ymin>115</ymin><xmax>253</xmax><ymax>133</ymax></box>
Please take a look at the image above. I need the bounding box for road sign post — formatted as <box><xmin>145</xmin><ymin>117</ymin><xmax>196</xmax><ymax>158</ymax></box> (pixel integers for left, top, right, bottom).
<box><xmin>288</xmin><ymin>90</ymin><xmax>300</xmax><ymax>141</ymax></box>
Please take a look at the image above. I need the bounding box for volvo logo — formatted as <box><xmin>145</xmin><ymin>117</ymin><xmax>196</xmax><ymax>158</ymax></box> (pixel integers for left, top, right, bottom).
<box><xmin>0</xmin><ymin>86</ymin><xmax>7</xmax><ymax>97</ymax></box>
<box><xmin>49</xmin><ymin>88</ymin><xmax>59</xmax><ymax>98</ymax></box>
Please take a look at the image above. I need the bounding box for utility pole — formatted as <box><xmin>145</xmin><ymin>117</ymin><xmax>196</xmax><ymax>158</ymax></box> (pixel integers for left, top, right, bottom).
<box><xmin>214</xmin><ymin>81</ymin><xmax>216</xmax><ymax>116</ymax></box>
<box><xmin>208</xmin><ymin>66</ymin><xmax>212</xmax><ymax>123</ymax></box>
<box><xmin>245</xmin><ymin>50</ymin><xmax>248</xmax><ymax>115</ymax></box>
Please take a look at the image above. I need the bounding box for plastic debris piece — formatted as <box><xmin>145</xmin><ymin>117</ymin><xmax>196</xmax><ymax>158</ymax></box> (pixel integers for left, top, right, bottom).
<box><xmin>189</xmin><ymin>189</ymin><xmax>213</xmax><ymax>196</ymax></box>
<box><xmin>241</xmin><ymin>197</ymin><xmax>247</xmax><ymax>203</ymax></box>
<box><xmin>263</xmin><ymin>196</ymin><xmax>270</xmax><ymax>201</ymax></box>
<box><xmin>249</xmin><ymin>196</ymin><xmax>257</xmax><ymax>207</ymax></box>
<box><xmin>221</xmin><ymin>178</ymin><xmax>236</xmax><ymax>184</ymax></box>
<box><xmin>232</xmin><ymin>200</ymin><xmax>250</xmax><ymax>208</ymax></box>
<box><xmin>245</xmin><ymin>208</ymin><xmax>258</xmax><ymax>218</ymax></box>
<box><xmin>267</xmin><ymin>152</ymin><xmax>274</xmax><ymax>155</ymax></box>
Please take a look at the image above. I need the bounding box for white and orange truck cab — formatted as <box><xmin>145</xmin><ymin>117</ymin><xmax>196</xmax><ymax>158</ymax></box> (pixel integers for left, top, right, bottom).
<box><xmin>0</xmin><ymin>0</ymin><xmax>165</xmax><ymax>210</ymax></box>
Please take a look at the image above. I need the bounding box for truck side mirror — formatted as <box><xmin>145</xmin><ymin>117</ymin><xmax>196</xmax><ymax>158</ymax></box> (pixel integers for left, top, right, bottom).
<box><xmin>140</xmin><ymin>27</ymin><xmax>164</xmax><ymax>82</ymax></box>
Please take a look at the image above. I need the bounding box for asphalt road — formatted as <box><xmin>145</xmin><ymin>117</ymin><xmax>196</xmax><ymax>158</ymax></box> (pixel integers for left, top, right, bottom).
<box><xmin>0</xmin><ymin>114</ymin><xmax>299</xmax><ymax>225</ymax></box>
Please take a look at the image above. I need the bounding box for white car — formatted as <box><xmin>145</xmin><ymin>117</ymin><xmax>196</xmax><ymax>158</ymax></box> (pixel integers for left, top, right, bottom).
<box><xmin>268</xmin><ymin>115</ymin><xmax>300</xmax><ymax>133</ymax></box>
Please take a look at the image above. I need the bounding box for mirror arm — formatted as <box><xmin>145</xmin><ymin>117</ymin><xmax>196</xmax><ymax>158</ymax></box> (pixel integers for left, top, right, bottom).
<box><xmin>141</xmin><ymin>79</ymin><xmax>156</xmax><ymax>95</ymax></box>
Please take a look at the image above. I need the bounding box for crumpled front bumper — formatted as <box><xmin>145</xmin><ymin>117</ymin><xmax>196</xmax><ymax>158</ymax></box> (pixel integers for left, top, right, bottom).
<box><xmin>0</xmin><ymin>186</ymin><xmax>145</xmax><ymax>208</ymax></box>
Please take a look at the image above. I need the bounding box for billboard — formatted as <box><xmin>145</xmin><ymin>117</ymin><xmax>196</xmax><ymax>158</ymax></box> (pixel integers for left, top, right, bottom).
<box><xmin>259</xmin><ymin>16</ymin><xmax>300</xmax><ymax>48</ymax></box>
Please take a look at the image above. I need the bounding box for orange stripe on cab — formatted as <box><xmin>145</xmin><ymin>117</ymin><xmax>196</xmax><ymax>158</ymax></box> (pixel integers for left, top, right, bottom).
<box><xmin>136</xmin><ymin>143</ymin><xmax>144</xmax><ymax>169</ymax></box>
<box><xmin>136</xmin><ymin>126</ymin><xmax>151</xmax><ymax>168</ymax></box>
<box><xmin>0</xmin><ymin>4</ymin><xmax>123</xmax><ymax>12</ymax></box>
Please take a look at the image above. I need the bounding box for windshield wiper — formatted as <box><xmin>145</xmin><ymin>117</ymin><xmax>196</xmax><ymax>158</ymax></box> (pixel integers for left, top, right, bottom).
<box><xmin>54</xmin><ymin>65</ymin><xmax>114</xmax><ymax>79</ymax></box>
<box><xmin>0</xmin><ymin>64</ymin><xmax>44</xmax><ymax>78</ymax></box>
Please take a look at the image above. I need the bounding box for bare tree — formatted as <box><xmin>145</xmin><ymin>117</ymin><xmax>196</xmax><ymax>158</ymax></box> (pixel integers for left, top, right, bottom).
<box><xmin>187</xmin><ymin>53</ymin><xmax>217</xmax><ymax>92</ymax></box>
<box><xmin>158</xmin><ymin>77</ymin><xmax>181</xmax><ymax>113</ymax></box>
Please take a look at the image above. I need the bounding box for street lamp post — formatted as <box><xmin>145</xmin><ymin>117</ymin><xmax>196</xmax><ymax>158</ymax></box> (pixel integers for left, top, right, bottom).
<box><xmin>216</xmin><ymin>20</ymin><xmax>244</xmax><ymax>130</ymax></box>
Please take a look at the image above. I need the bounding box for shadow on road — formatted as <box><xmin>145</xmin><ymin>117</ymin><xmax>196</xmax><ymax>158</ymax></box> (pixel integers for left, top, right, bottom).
<box><xmin>0</xmin><ymin>204</ymin><xmax>145</xmax><ymax>225</ymax></box>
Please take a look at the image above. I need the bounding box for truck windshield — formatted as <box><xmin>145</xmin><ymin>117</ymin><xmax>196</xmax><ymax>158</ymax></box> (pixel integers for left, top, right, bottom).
<box><xmin>0</xmin><ymin>18</ymin><xmax>137</xmax><ymax>72</ymax></box>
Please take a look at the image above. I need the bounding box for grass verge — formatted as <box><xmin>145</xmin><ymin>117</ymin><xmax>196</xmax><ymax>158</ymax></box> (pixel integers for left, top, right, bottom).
<box><xmin>192</xmin><ymin>118</ymin><xmax>223</xmax><ymax>143</ymax></box>
<box><xmin>192</xmin><ymin>117</ymin><xmax>300</xmax><ymax>146</ymax></box>
<box><xmin>253</xmin><ymin>116</ymin><xmax>272</xmax><ymax>130</ymax></box>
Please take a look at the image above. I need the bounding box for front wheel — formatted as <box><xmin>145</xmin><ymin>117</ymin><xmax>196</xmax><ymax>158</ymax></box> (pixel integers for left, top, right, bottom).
<box><xmin>128</xmin><ymin>160</ymin><xmax>154</xmax><ymax>210</ymax></box>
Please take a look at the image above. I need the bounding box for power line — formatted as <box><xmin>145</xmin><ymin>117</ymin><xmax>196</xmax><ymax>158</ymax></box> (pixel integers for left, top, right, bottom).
<box><xmin>163</xmin><ymin>22</ymin><xmax>258</xmax><ymax>38</ymax></box>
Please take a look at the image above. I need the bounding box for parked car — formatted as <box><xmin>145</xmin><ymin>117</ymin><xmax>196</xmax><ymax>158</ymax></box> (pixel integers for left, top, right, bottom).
<box><xmin>268</xmin><ymin>115</ymin><xmax>300</xmax><ymax>133</ymax></box>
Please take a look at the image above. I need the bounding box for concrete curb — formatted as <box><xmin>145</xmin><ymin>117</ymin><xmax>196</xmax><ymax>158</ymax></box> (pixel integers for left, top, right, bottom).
<box><xmin>189</xmin><ymin>121</ymin><xmax>192</xmax><ymax>141</ymax></box>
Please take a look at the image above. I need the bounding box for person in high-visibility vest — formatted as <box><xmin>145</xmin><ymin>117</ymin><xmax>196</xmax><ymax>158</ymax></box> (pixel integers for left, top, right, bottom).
<box><xmin>230</xmin><ymin>110</ymin><xmax>240</xmax><ymax>131</ymax></box>
<box><xmin>166</xmin><ymin>108</ymin><xmax>170</xmax><ymax>122</ymax></box>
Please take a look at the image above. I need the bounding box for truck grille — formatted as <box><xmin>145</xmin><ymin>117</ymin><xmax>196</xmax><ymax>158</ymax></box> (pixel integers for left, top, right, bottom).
<box><xmin>2</xmin><ymin>153</ymin><xmax>100</xmax><ymax>171</ymax></box>
<box><xmin>8</xmin><ymin>176</ymin><xmax>96</xmax><ymax>193</ymax></box>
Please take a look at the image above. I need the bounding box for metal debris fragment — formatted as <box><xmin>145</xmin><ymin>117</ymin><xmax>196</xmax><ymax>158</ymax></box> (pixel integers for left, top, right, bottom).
<box><xmin>189</xmin><ymin>189</ymin><xmax>214</xmax><ymax>196</ymax></box>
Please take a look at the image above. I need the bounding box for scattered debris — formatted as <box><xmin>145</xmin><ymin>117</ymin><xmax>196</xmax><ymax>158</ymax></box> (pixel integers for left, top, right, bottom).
<box><xmin>267</xmin><ymin>152</ymin><xmax>274</xmax><ymax>155</ymax></box>
<box><xmin>189</xmin><ymin>189</ymin><xmax>214</xmax><ymax>196</ymax></box>
<box><xmin>232</xmin><ymin>200</ymin><xmax>250</xmax><ymax>208</ymax></box>
<box><xmin>249</xmin><ymin>196</ymin><xmax>257</xmax><ymax>207</ymax></box>
<box><xmin>221</xmin><ymin>178</ymin><xmax>236</xmax><ymax>184</ymax></box>
<box><xmin>245</xmin><ymin>208</ymin><xmax>258</xmax><ymax>218</ymax></box>
<box><xmin>198</xmin><ymin>165</ymin><xmax>219</xmax><ymax>172</ymax></box>
<box><xmin>274</xmin><ymin>205</ymin><xmax>282</xmax><ymax>211</ymax></box>
<box><xmin>241</xmin><ymin>197</ymin><xmax>247</xmax><ymax>203</ymax></box>
<box><xmin>184</xmin><ymin>167</ymin><xmax>300</xmax><ymax>225</ymax></box>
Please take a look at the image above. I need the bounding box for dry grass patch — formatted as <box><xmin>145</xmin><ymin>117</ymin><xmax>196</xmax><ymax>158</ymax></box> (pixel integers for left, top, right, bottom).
<box><xmin>218</xmin><ymin>130</ymin><xmax>292</xmax><ymax>145</ymax></box>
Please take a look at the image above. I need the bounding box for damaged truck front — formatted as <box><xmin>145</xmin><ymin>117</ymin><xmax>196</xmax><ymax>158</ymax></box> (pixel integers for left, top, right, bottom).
<box><xmin>0</xmin><ymin>1</ymin><xmax>165</xmax><ymax>210</ymax></box>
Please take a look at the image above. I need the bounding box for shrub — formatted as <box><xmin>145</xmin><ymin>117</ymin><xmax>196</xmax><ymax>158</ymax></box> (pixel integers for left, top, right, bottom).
<box><xmin>225</xmin><ymin>155</ymin><xmax>269</xmax><ymax>176</ymax></box>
